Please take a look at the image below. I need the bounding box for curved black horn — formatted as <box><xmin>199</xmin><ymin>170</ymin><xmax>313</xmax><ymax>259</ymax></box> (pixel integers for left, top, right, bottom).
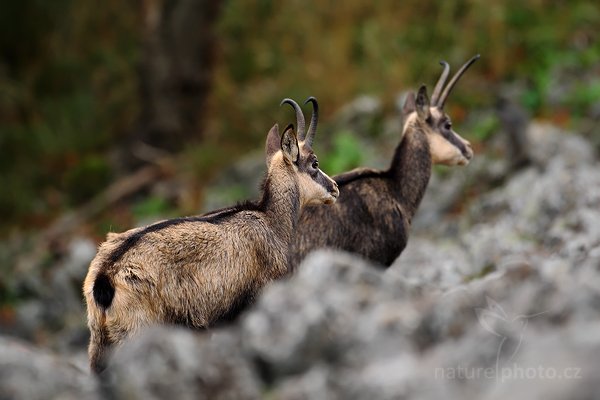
<box><xmin>438</xmin><ymin>54</ymin><xmax>480</xmax><ymax>108</ymax></box>
<box><xmin>304</xmin><ymin>96</ymin><xmax>319</xmax><ymax>146</ymax></box>
<box><xmin>431</xmin><ymin>61</ymin><xmax>450</xmax><ymax>106</ymax></box>
<box><xmin>280</xmin><ymin>98</ymin><xmax>305</xmax><ymax>140</ymax></box>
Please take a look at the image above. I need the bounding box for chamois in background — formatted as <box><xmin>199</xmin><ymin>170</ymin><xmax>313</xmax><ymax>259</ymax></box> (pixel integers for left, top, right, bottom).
<box><xmin>290</xmin><ymin>55</ymin><xmax>479</xmax><ymax>268</ymax></box>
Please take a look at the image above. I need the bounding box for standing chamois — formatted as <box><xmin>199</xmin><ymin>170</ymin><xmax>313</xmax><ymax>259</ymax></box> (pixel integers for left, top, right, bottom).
<box><xmin>83</xmin><ymin>105</ymin><xmax>338</xmax><ymax>373</ymax></box>
<box><xmin>290</xmin><ymin>55</ymin><xmax>479</xmax><ymax>268</ymax></box>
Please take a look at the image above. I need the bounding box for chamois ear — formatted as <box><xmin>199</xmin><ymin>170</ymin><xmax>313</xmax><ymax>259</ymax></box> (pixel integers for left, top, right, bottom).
<box><xmin>416</xmin><ymin>85</ymin><xmax>431</xmax><ymax>121</ymax></box>
<box><xmin>402</xmin><ymin>91</ymin><xmax>416</xmax><ymax>118</ymax></box>
<box><xmin>265</xmin><ymin>123</ymin><xmax>281</xmax><ymax>166</ymax></box>
<box><xmin>281</xmin><ymin>124</ymin><xmax>299</xmax><ymax>165</ymax></box>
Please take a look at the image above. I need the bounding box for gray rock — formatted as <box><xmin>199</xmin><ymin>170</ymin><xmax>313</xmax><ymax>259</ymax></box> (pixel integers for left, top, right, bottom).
<box><xmin>105</xmin><ymin>327</ymin><xmax>261</xmax><ymax>400</ymax></box>
<box><xmin>272</xmin><ymin>365</ymin><xmax>337</xmax><ymax>400</ymax></box>
<box><xmin>242</xmin><ymin>243</ymin><xmax>600</xmax><ymax>399</ymax></box>
<box><xmin>5</xmin><ymin>114</ymin><xmax>600</xmax><ymax>399</ymax></box>
<box><xmin>527</xmin><ymin>122</ymin><xmax>595</xmax><ymax>168</ymax></box>
<box><xmin>242</xmin><ymin>251</ymin><xmax>399</xmax><ymax>380</ymax></box>
<box><xmin>0</xmin><ymin>335</ymin><xmax>97</xmax><ymax>400</ymax></box>
<box><xmin>6</xmin><ymin>238</ymin><xmax>94</xmax><ymax>350</ymax></box>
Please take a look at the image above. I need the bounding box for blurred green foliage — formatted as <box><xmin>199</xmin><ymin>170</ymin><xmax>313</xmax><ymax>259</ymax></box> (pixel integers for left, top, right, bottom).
<box><xmin>132</xmin><ymin>197</ymin><xmax>172</xmax><ymax>221</ymax></box>
<box><xmin>566</xmin><ymin>80</ymin><xmax>600</xmax><ymax>117</ymax></box>
<box><xmin>470</xmin><ymin>115</ymin><xmax>500</xmax><ymax>142</ymax></box>
<box><xmin>1</xmin><ymin>0</ymin><xmax>600</xmax><ymax>235</ymax></box>
<box><xmin>320</xmin><ymin>131</ymin><xmax>366</xmax><ymax>176</ymax></box>
<box><xmin>213</xmin><ymin>0</ymin><xmax>600</xmax><ymax>132</ymax></box>
<box><xmin>0</xmin><ymin>0</ymin><xmax>140</xmax><ymax>231</ymax></box>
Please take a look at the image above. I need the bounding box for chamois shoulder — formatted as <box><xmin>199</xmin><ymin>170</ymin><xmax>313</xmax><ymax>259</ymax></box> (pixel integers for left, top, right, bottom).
<box><xmin>334</xmin><ymin>167</ymin><xmax>386</xmax><ymax>186</ymax></box>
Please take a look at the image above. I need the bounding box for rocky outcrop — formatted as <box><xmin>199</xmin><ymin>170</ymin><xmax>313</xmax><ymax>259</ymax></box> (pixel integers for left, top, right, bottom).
<box><xmin>97</xmin><ymin>244</ymin><xmax>600</xmax><ymax>399</ymax></box>
<box><xmin>99</xmin><ymin>124</ymin><xmax>600</xmax><ymax>398</ymax></box>
<box><xmin>0</xmin><ymin>336</ymin><xmax>97</xmax><ymax>400</ymax></box>
<box><xmin>2</xmin><ymin>122</ymin><xmax>599</xmax><ymax>399</ymax></box>
<box><xmin>105</xmin><ymin>328</ymin><xmax>260</xmax><ymax>400</ymax></box>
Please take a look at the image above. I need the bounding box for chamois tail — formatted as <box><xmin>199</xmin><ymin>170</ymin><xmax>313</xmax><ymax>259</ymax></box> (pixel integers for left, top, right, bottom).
<box><xmin>89</xmin><ymin>273</ymin><xmax>115</xmax><ymax>373</ymax></box>
<box><xmin>93</xmin><ymin>272</ymin><xmax>115</xmax><ymax>309</ymax></box>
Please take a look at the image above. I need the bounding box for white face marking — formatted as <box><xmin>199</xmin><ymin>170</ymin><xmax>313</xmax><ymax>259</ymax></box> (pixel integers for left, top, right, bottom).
<box><xmin>430</xmin><ymin>108</ymin><xmax>444</xmax><ymax>120</ymax></box>
<box><xmin>403</xmin><ymin>110</ymin><xmax>473</xmax><ymax>166</ymax></box>
<box><xmin>272</xmin><ymin>141</ymin><xmax>337</xmax><ymax>207</ymax></box>
<box><xmin>428</xmin><ymin>133</ymin><xmax>469</xmax><ymax>166</ymax></box>
<box><xmin>298</xmin><ymin>172</ymin><xmax>336</xmax><ymax>206</ymax></box>
<box><xmin>299</xmin><ymin>142</ymin><xmax>338</xmax><ymax>205</ymax></box>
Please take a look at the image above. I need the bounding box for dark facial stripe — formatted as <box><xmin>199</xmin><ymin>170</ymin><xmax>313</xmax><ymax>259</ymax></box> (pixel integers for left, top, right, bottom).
<box><xmin>316</xmin><ymin>170</ymin><xmax>335</xmax><ymax>193</ymax></box>
<box><xmin>444</xmin><ymin>131</ymin><xmax>468</xmax><ymax>157</ymax></box>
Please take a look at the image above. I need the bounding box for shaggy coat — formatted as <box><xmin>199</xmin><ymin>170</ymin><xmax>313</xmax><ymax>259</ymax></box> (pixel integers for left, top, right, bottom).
<box><xmin>83</xmin><ymin>122</ymin><xmax>338</xmax><ymax>373</ymax></box>
<box><xmin>290</xmin><ymin>56</ymin><xmax>479</xmax><ymax>268</ymax></box>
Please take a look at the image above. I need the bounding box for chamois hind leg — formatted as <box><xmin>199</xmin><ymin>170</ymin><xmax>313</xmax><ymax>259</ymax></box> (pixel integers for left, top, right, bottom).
<box><xmin>88</xmin><ymin>313</ymin><xmax>112</xmax><ymax>374</ymax></box>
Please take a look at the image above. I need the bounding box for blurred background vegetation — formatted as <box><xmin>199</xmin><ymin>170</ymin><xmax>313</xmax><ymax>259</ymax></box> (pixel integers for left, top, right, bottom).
<box><xmin>1</xmin><ymin>0</ymin><xmax>599</xmax><ymax>240</ymax></box>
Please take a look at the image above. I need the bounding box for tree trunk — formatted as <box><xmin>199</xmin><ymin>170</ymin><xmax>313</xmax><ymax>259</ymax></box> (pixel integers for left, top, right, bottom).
<box><xmin>123</xmin><ymin>0</ymin><xmax>223</xmax><ymax>168</ymax></box>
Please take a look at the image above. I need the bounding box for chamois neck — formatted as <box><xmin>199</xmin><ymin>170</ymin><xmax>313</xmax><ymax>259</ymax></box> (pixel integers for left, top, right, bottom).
<box><xmin>388</xmin><ymin>120</ymin><xmax>432</xmax><ymax>220</ymax></box>
<box><xmin>261</xmin><ymin>164</ymin><xmax>301</xmax><ymax>243</ymax></box>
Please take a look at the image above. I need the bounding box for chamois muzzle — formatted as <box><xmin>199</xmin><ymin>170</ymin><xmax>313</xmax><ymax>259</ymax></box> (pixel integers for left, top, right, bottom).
<box><xmin>454</xmin><ymin>135</ymin><xmax>474</xmax><ymax>166</ymax></box>
<box><xmin>460</xmin><ymin>144</ymin><xmax>474</xmax><ymax>165</ymax></box>
<box><xmin>464</xmin><ymin>143</ymin><xmax>474</xmax><ymax>161</ymax></box>
<box><xmin>327</xmin><ymin>181</ymin><xmax>340</xmax><ymax>204</ymax></box>
<box><xmin>317</xmin><ymin>170</ymin><xmax>339</xmax><ymax>205</ymax></box>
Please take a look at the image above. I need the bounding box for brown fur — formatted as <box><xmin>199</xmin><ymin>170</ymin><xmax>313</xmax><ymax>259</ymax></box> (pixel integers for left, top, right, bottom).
<box><xmin>83</xmin><ymin>123</ymin><xmax>338</xmax><ymax>373</ymax></box>
<box><xmin>290</xmin><ymin>59</ymin><xmax>477</xmax><ymax>269</ymax></box>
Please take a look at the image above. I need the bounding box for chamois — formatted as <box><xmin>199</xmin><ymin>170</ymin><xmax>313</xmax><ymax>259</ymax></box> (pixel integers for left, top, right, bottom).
<box><xmin>290</xmin><ymin>55</ymin><xmax>479</xmax><ymax>268</ymax></box>
<box><xmin>83</xmin><ymin>107</ymin><xmax>338</xmax><ymax>373</ymax></box>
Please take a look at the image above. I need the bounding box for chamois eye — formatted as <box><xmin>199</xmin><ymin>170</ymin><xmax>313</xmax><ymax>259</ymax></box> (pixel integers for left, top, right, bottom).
<box><xmin>444</xmin><ymin>122</ymin><xmax>452</xmax><ymax>130</ymax></box>
<box><xmin>312</xmin><ymin>160</ymin><xmax>319</xmax><ymax>169</ymax></box>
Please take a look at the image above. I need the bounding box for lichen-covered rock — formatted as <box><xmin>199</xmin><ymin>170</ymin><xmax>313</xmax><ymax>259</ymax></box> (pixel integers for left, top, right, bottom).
<box><xmin>4</xmin><ymin>120</ymin><xmax>600</xmax><ymax>399</ymax></box>
<box><xmin>241</xmin><ymin>251</ymin><xmax>419</xmax><ymax>381</ymax></box>
<box><xmin>104</xmin><ymin>327</ymin><xmax>261</xmax><ymax>400</ymax></box>
<box><xmin>0</xmin><ymin>336</ymin><xmax>98</xmax><ymax>400</ymax></box>
<box><xmin>4</xmin><ymin>238</ymin><xmax>95</xmax><ymax>351</ymax></box>
<box><xmin>398</xmin><ymin>122</ymin><xmax>600</xmax><ymax>290</ymax></box>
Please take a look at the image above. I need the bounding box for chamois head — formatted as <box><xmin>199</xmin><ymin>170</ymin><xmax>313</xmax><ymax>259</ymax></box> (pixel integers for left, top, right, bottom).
<box><xmin>266</xmin><ymin>102</ymin><xmax>339</xmax><ymax>206</ymax></box>
<box><xmin>403</xmin><ymin>55</ymin><xmax>479</xmax><ymax>166</ymax></box>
